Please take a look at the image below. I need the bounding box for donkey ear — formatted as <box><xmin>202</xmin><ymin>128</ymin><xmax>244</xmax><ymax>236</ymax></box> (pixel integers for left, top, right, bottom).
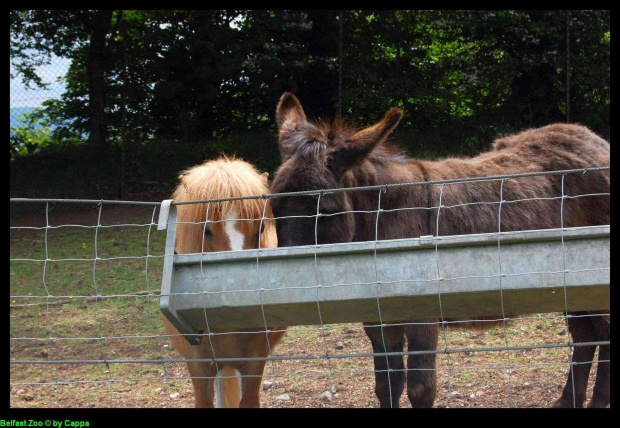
<box><xmin>276</xmin><ymin>93</ymin><xmax>308</xmax><ymax>162</ymax></box>
<box><xmin>329</xmin><ymin>108</ymin><xmax>403</xmax><ymax>177</ymax></box>
<box><xmin>276</xmin><ymin>92</ymin><xmax>307</xmax><ymax>132</ymax></box>
<box><xmin>349</xmin><ymin>107</ymin><xmax>403</xmax><ymax>150</ymax></box>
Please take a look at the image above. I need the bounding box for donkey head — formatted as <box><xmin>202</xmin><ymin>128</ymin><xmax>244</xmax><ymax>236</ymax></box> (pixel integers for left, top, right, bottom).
<box><xmin>271</xmin><ymin>92</ymin><xmax>403</xmax><ymax>247</ymax></box>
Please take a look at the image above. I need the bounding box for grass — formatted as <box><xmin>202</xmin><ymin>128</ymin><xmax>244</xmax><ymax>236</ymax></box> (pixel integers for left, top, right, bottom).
<box><xmin>10</xmin><ymin>213</ymin><xmax>166</xmax><ymax>299</ymax></box>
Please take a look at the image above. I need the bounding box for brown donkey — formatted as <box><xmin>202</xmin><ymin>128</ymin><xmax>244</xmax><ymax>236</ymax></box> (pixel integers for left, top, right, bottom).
<box><xmin>270</xmin><ymin>92</ymin><xmax>609</xmax><ymax>408</ymax></box>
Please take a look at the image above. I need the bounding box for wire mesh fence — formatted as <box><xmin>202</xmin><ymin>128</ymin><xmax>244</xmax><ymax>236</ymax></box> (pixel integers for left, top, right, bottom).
<box><xmin>10</xmin><ymin>167</ymin><xmax>609</xmax><ymax>408</ymax></box>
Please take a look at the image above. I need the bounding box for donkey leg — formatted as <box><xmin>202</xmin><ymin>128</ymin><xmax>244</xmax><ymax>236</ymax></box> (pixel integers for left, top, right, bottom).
<box><xmin>552</xmin><ymin>314</ymin><xmax>595</xmax><ymax>408</ymax></box>
<box><xmin>363</xmin><ymin>322</ymin><xmax>406</xmax><ymax>408</ymax></box>
<box><xmin>239</xmin><ymin>360</ymin><xmax>268</xmax><ymax>408</ymax></box>
<box><xmin>186</xmin><ymin>361</ymin><xmax>216</xmax><ymax>408</ymax></box>
<box><xmin>163</xmin><ymin>319</ymin><xmax>217</xmax><ymax>407</ymax></box>
<box><xmin>588</xmin><ymin>343</ymin><xmax>610</xmax><ymax>408</ymax></box>
<box><xmin>588</xmin><ymin>316</ymin><xmax>610</xmax><ymax>408</ymax></box>
<box><xmin>405</xmin><ymin>323</ymin><xmax>439</xmax><ymax>408</ymax></box>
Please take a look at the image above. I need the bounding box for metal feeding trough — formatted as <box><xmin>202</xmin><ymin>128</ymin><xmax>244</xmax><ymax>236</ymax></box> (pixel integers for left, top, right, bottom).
<box><xmin>158</xmin><ymin>202</ymin><xmax>609</xmax><ymax>345</ymax></box>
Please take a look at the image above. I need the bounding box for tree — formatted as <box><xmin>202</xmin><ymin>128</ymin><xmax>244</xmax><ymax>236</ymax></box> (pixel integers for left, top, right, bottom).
<box><xmin>86</xmin><ymin>10</ymin><xmax>114</xmax><ymax>152</ymax></box>
<box><xmin>10</xmin><ymin>10</ymin><xmax>115</xmax><ymax>153</ymax></box>
<box><xmin>11</xmin><ymin>9</ymin><xmax>610</xmax><ymax>163</ymax></box>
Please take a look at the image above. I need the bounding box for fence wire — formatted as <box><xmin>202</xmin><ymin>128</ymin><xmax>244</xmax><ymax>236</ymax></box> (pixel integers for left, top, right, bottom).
<box><xmin>10</xmin><ymin>167</ymin><xmax>610</xmax><ymax>408</ymax></box>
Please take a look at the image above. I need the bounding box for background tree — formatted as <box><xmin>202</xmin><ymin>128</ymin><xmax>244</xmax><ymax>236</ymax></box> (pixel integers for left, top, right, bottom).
<box><xmin>10</xmin><ymin>9</ymin><xmax>610</xmax><ymax>199</ymax></box>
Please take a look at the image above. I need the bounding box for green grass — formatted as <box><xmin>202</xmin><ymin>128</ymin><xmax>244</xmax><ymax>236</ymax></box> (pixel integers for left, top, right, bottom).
<box><xmin>10</xmin><ymin>218</ymin><xmax>166</xmax><ymax>300</ymax></box>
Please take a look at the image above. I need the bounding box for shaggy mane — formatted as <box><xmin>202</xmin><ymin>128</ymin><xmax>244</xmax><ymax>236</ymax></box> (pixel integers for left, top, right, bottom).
<box><xmin>292</xmin><ymin>116</ymin><xmax>408</xmax><ymax>163</ymax></box>
<box><xmin>173</xmin><ymin>155</ymin><xmax>269</xmax><ymax>224</ymax></box>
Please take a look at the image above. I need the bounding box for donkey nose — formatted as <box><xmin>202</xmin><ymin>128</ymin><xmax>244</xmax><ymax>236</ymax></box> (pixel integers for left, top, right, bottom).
<box><xmin>276</xmin><ymin>229</ymin><xmax>303</xmax><ymax>248</ymax></box>
<box><xmin>277</xmin><ymin>237</ymin><xmax>297</xmax><ymax>248</ymax></box>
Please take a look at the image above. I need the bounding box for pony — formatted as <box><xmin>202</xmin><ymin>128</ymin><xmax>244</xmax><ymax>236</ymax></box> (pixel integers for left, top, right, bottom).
<box><xmin>163</xmin><ymin>156</ymin><xmax>286</xmax><ymax>408</ymax></box>
<box><xmin>269</xmin><ymin>92</ymin><xmax>609</xmax><ymax>408</ymax></box>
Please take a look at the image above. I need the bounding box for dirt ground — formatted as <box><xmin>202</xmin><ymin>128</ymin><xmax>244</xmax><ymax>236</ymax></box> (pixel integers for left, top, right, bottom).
<box><xmin>9</xmin><ymin>205</ymin><xmax>607</xmax><ymax>409</ymax></box>
<box><xmin>8</xmin><ymin>314</ymin><xmax>604</xmax><ymax>409</ymax></box>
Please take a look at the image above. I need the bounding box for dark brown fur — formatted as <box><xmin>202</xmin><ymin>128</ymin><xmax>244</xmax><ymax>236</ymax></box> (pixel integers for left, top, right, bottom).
<box><xmin>271</xmin><ymin>93</ymin><xmax>609</xmax><ymax>408</ymax></box>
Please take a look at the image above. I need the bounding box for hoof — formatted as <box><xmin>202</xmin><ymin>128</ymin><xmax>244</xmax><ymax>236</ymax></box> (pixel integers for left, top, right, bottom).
<box><xmin>587</xmin><ymin>398</ymin><xmax>610</xmax><ymax>408</ymax></box>
<box><xmin>552</xmin><ymin>397</ymin><xmax>583</xmax><ymax>408</ymax></box>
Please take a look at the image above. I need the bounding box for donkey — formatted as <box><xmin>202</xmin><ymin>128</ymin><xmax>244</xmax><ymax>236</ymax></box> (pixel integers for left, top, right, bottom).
<box><xmin>164</xmin><ymin>156</ymin><xmax>286</xmax><ymax>407</ymax></box>
<box><xmin>270</xmin><ymin>92</ymin><xmax>609</xmax><ymax>408</ymax></box>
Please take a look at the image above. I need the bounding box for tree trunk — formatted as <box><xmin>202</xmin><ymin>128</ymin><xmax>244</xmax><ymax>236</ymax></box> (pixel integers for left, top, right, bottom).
<box><xmin>338</xmin><ymin>10</ymin><xmax>343</xmax><ymax>118</ymax></box>
<box><xmin>118</xmin><ymin>10</ymin><xmax>128</xmax><ymax>199</ymax></box>
<box><xmin>565</xmin><ymin>10</ymin><xmax>571</xmax><ymax>123</ymax></box>
<box><xmin>86</xmin><ymin>10</ymin><xmax>113</xmax><ymax>153</ymax></box>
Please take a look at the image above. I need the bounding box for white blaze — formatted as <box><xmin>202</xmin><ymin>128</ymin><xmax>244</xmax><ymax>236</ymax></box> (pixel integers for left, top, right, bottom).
<box><xmin>224</xmin><ymin>210</ymin><xmax>245</xmax><ymax>251</ymax></box>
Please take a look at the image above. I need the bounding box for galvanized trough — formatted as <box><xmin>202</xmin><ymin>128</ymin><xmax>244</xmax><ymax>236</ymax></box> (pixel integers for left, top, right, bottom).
<box><xmin>159</xmin><ymin>205</ymin><xmax>609</xmax><ymax>345</ymax></box>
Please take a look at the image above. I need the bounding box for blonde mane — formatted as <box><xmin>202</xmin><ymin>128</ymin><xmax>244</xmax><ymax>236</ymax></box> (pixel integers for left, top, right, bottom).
<box><xmin>173</xmin><ymin>156</ymin><xmax>276</xmax><ymax>253</ymax></box>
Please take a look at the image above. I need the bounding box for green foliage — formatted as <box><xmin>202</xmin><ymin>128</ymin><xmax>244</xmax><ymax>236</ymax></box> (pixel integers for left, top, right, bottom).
<box><xmin>10</xmin><ymin>109</ymin><xmax>54</xmax><ymax>158</ymax></box>
<box><xmin>10</xmin><ymin>10</ymin><xmax>610</xmax><ymax>199</ymax></box>
<box><xmin>9</xmin><ymin>130</ymin><xmax>279</xmax><ymax>200</ymax></box>
<box><xmin>10</xmin><ymin>10</ymin><xmax>94</xmax><ymax>88</ymax></box>
<box><xmin>10</xmin><ymin>107</ymin><xmax>83</xmax><ymax>159</ymax></box>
